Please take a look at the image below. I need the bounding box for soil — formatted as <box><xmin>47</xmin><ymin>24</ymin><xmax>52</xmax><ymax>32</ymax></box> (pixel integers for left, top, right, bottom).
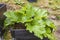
<box><xmin>14</xmin><ymin>23</ymin><xmax>26</xmax><ymax>29</ymax></box>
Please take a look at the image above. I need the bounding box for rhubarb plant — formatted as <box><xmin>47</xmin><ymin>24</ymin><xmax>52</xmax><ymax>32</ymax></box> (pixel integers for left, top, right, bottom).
<box><xmin>4</xmin><ymin>4</ymin><xmax>56</xmax><ymax>40</ymax></box>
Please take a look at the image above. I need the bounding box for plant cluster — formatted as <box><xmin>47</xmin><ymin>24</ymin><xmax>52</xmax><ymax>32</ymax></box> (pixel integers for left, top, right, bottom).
<box><xmin>4</xmin><ymin>4</ymin><xmax>56</xmax><ymax>40</ymax></box>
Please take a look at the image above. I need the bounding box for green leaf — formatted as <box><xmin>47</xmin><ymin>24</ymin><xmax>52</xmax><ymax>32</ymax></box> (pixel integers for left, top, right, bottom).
<box><xmin>4</xmin><ymin>11</ymin><xmax>18</xmax><ymax>21</ymax></box>
<box><xmin>4</xmin><ymin>18</ymin><xmax>14</xmax><ymax>27</ymax></box>
<box><xmin>46</xmin><ymin>19</ymin><xmax>56</xmax><ymax>29</ymax></box>
<box><xmin>46</xmin><ymin>27</ymin><xmax>51</xmax><ymax>33</ymax></box>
